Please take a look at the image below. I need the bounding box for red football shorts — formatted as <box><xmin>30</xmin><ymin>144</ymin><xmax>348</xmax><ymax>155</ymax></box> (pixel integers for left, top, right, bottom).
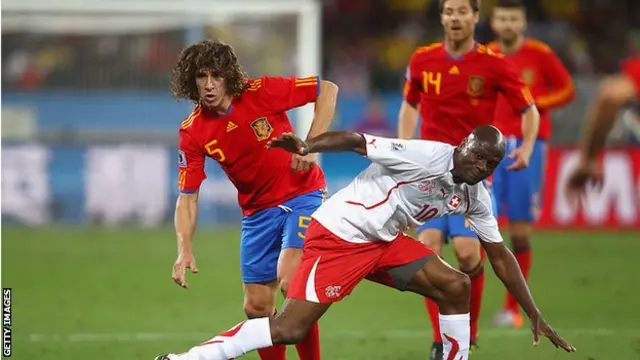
<box><xmin>288</xmin><ymin>219</ymin><xmax>436</xmax><ymax>303</ymax></box>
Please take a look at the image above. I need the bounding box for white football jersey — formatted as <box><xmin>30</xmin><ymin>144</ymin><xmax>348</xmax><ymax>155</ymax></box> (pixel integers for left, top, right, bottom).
<box><xmin>312</xmin><ymin>134</ymin><xmax>503</xmax><ymax>244</ymax></box>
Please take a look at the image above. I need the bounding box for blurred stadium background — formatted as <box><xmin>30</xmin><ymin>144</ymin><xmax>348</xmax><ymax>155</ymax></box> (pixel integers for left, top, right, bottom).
<box><xmin>2</xmin><ymin>0</ymin><xmax>640</xmax><ymax>359</ymax></box>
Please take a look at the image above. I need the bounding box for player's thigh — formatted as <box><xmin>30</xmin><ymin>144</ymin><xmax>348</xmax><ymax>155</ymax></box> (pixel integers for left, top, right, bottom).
<box><xmin>417</xmin><ymin>217</ymin><xmax>447</xmax><ymax>254</ymax></box>
<box><xmin>277</xmin><ymin>248</ymin><xmax>302</xmax><ymax>295</ymax></box>
<box><xmin>288</xmin><ymin>220</ymin><xmax>382</xmax><ymax>304</ymax></box>
<box><xmin>240</xmin><ymin>207</ymin><xmax>287</xmax><ymax>286</ymax></box>
<box><xmin>365</xmin><ymin>234</ymin><xmax>469</xmax><ymax>307</ymax></box>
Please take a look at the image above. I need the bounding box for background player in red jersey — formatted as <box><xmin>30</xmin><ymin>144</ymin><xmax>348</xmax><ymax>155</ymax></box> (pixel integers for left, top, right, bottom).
<box><xmin>487</xmin><ymin>0</ymin><xmax>575</xmax><ymax>329</ymax></box>
<box><xmin>169</xmin><ymin>40</ymin><xmax>338</xmax><ymax>360</ymax></box>
<box><xmin>397</xmin><ymin>0</ymin><xmax>540</xmax><ymax>358</ymax></box>
<box><xmin>567</xmin><ymin>56</ymin><xmax>640</xmax><ymax>196</ymax></box>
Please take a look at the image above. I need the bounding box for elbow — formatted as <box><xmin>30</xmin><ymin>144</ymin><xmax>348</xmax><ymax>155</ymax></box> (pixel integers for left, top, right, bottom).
<box><xmin>320</xmin><ymin>80</ymin><xmax>339</xmax><ymax>99</ymax></box>
<box><xmin>598</xmin><ymin>77</ymin><xmax>633</xmax><ymax>108</ymax></box>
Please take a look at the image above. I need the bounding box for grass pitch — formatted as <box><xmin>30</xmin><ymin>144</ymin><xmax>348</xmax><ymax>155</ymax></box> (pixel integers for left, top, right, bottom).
<box><xmin>3</xmin><ymin>226</ymin><xmax>640</xmax><ymax>359</ymax></box>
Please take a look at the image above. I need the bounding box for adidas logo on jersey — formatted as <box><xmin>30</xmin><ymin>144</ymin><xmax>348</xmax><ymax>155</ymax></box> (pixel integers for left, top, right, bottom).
<box><xmin>226</xmin><ymin>121</ymin><xmax>238</xmax><ymax>132</ymax></box>
<box><xmin>448</xmin><ymin>66</ymin><xmax>460</xmax><ymax>75</ymax></box>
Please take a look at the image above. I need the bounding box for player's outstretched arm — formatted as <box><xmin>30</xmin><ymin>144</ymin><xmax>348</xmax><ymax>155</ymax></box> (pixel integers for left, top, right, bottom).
<box><xmin>481</xmin><ymin>240</ymin><xmax>576</xmax><ymax>353</ymax></box>
<box><xmin>173</xmin><ymin>191</ymin><xmax>200</xmax><ymax>289</ymax></box>
<box><xmin>269</xmin><ymin>131</ymin><xmax>366</xmax><ymax>156</ymax></box>
<box><xmin>566</xmin><ymin>75</ymin><xmax>636</xmax><ymax>197</ymax></box>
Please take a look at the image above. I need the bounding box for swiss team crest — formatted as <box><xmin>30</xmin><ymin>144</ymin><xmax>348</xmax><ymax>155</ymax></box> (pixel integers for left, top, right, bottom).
<box><xmin>448</xmin><ymin>195</ymin><xmax>462</xmax><ymax>209</ymax></box>
<box><xmin>522</xmin><ymin>68</ymin><xmax>534</xmax><ymax>85</ymax></box>
<box><xmin>467</xmin><ymin>76</ymin><xmax>484</xmax><ymax>96</ymax></box>
<box><xmin>250</xmin><ymin>117</ymin><xmax>274</xmax><ymax>141</ymax></box>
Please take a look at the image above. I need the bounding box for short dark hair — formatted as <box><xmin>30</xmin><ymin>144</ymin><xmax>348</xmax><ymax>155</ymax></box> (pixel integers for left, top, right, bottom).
<box><xmin>439</xmin><ymin>0</ymin><xmax>481</xmax><ymax>13</ymax></box>
<box><xmin>171</xmin><ymin>40</ymin><xmax>248</xmax><ymax>103</ymax></box>
<box><xmin>494</xmin><ymin>0</ymin><xmax>525</xmax><ymax>10</ymax></box>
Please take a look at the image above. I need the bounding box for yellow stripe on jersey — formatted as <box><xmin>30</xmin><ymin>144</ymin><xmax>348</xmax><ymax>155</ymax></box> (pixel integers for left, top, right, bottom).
<box><xmin>415</xmin><ymin>43</ymin><xmax>443</xmax><ymax>55</ymax></box>
<box><xmin>247</xmin><ymin>79</ymin><xmax>263</xmax><ymax>91</ymax></box>
<box><xmin>178</xmin><ymin>169</ymin><xmax>187</xmax><ymax>189</ymax></box>
<box><xmin>295</xmin><ymin>77</ymin><xmax>318</xmax><ymax>87</ymax></box>
<box><xmin>296</xmin><ymin>76</ymin><xmax>317</xmax><ymax>83</ymax></box>
<box><xmin>536</xmin><ymin>82</ymin><xmax>574</xmax><ymax>108</ymax></box>
<box><xmin>181</xmin><ymin>106</ymin><xmax>202</xmax><ymax>129</ymax></box>
<box><xmin>521</xmin><ymin>87</ymin><xmax>535</xmax><ymax>105</ymax></box>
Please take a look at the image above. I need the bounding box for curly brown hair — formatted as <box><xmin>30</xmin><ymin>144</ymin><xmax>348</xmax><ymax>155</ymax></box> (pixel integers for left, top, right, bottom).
<box><xmin>170</xmin><ymin>40</ymin><xmax>249</xmax><ymax>103</ymax></box>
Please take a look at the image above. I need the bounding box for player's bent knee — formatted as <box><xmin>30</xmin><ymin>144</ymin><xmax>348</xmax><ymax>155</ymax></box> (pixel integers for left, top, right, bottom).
<box><xmin>452</xmin><ymin>236</ymin><xmax>481</xmax><ymax>269</ymax></box>
<box><xmin>419</xmin><ymin>230</ymin><xmax>444</xmax><ymax>253</ymax></box>
<box><xmin>279</xmin><ymin>279</ymin><xmax>291</xmax><ymax>297</ymax></box>
<box><xmin>243</xmin><ymin>296</ymin><xmax>275</xmax><ymax>318</ymax></box>
<box><xmin>442</xmin><ymin>272</ymin><xmax>471</xmax><ymax>311</ymax></box>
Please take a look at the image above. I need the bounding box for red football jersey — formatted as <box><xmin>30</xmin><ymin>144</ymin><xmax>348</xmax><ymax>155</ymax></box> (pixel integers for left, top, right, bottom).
<box><xmin>489</xmin><ymin>39</ymin><xmax>574</xmax><ymax>140</ymax></box>
<box><xmin>621</xmin><ymin>56</ymin><xmax>640</xmax><ymax>98</ymax></box>
<box><xmin>404</xmin><ymin>42</ymin><xmax>535</xmax><ymax>145</ymax></box>
<box><xmin>178</xmin><ymin>76</ymin><xmax>326</xmax><ymax>216</ymax></box>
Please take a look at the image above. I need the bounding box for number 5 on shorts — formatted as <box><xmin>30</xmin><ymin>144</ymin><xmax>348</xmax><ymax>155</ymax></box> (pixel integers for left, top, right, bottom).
<box><xmin>297</xmin><ymin>216</ymin><xmax>311</xmax><ymax>239</ymax></box>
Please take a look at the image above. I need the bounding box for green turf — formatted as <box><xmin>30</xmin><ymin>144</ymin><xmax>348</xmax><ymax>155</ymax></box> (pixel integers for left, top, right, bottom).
<box><xmin>3</xmin><ymin>226</ymin><xmax>640</xmax><ymax>359</ymax></box>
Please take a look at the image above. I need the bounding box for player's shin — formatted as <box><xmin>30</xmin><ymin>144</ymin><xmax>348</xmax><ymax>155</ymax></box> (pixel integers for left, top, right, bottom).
<box><xmin>440</xmin><ymin>314</ymin><xmax>471</xmax><ymax>360</ymax></box>
<box><xmin>176</xmin><ymin>318</ymin><xmax>273</xmax><ymax>360</ymax></box>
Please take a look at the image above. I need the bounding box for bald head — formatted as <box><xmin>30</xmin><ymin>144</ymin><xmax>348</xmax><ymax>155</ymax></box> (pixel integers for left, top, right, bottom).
<box><xmin>451</xmin><ymin>125</ymin><xmax>506</xmax><ymax>185</ymax></box>
<box><xmin>470</xmin><ymin>125</ymin><xmax>506</xmax><ymax>158</ymax></box>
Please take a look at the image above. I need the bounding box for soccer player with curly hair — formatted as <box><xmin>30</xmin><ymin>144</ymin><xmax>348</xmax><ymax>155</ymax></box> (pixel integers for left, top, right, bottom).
<box><xmin>169</xmin><ymin>39</ymin><xmax>338</xmax><ymax>360</ymax></box>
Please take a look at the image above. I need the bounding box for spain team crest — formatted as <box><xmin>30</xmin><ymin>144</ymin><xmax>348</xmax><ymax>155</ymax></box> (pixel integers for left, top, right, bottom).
<box><xmin>250</xmin><ymin>117</ymin><xmax>273</xmax><ymax>141</ymax></box>
<box><xmin>467</xmin><ymin>76</ymin><xmax>484</xmax><ymax>96</ymax></box>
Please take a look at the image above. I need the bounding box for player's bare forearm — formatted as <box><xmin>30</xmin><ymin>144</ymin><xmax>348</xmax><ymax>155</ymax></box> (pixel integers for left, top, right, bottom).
<box><xmin>520</xmin><ymin>105</ymin><xmax>540</xmax><ymax>150</ymax></box>
<box><xmin>306</xmin><ymin>80</ymin><xmax>339</xmax><ymax>140</ymax></box>
<box><xmin>580</xmin><ymin>76</ymin><xmax>636</xmax><ymax>162</ymax></box>
<box><xmin>397</xmin><ymin>101</ymin><xmax>419</xmax><ymax>139</ymax></box>
<box><xmin>174</xmin><ymin>191</ymin><xmax>199</xmax><ymax>254</ymax></box>
<box><xmin>305</xmin><ymin>131</ymin><xmax>366</xmax><ymax>155</ymax></box>
<box><xmin>482</xmin><ymin>240</ymin><xmax>540</xmax><ymax>318</ymax></box>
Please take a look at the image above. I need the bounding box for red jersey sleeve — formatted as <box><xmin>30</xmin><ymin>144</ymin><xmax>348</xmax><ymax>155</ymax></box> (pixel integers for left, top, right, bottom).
<box><xmin>257</xmin><ymin>76</ymin><xmax>320</xmax><ymax>113</ymax></box>
<box><xmin>536</xmin><ymin>50</ymin><xmax>575</xmax><ymax>110</ymax></box>
<box><xmin>403</xmin><ymin>51</ymin><xmax>421</xmax><ymax>106</ymax></box>
<box><xmin>494</xmin><ymin>56</ymin><xmax>536</xmax><ymax>113</ymax></box>
<box><xmin>621</xmin><ymin>57</ymin><xmax>640</xmax><ymax>98</ymax></box>
<box><xmin>178</xmin><ymin>129</ymin><xmax>206</xmax><ymax>193</ymax></box>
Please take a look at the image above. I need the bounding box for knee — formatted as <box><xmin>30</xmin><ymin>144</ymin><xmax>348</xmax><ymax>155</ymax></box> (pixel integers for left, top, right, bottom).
<box><xmin>443</xmin><ymin>272</ymin><xmax>471</xmax><ymax>305</ymax></box>
<box><xmin>243</xmin><ymin>297</ymin><xmax>274</xmax><ymax>319</ymax></box>
<box><xmin>270</xmin><ymin>319</ymin><xmax>308</xmax><ymax>345</ymax></box>
<box><xmin>453</xmin><ymin>238</ymin><xmax>481</xmax><ymax>270</ymax></box>
<box><xmin>279</xmin><ymin>279</ymin><xmax>291</xmax><ymax>298</ymax></box>
<box><xmin>419</xmin><ymin>231</ymin><xmax>444</xmax><ymax>254</ymax></box>
<box><xmin>509</xmin><ymin>222</ymin><xmax>532</xmax><ymax>251</ymax></box>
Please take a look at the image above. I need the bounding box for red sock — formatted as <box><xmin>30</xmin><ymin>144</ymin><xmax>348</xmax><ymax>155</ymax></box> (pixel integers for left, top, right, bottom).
<box><xmin>257</xmin><ymin>345</ymin><xmax>287</xmax><ymax>360</ymax></box>
<box><xmin>504</xmin><ymin>248</ymin><xmax>531</xmax><ymax>313</ymax></box>
<box><xmin>425</xmin><ymin>298</ymin><xmax>442</xmax><ymax>343</ymax></box>
<box><xmin>469</xmin><ymin>267</ymin><xmax>485</xmax><ymax>342</ymax></box>
<box><xmin>294</xmin><ymin>322</ymin><xmax>321</xmax><ymax>360</ymax></box>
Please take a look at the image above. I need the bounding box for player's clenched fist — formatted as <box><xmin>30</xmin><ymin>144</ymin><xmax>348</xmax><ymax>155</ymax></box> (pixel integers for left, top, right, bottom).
<box><xmin>172</xmin><ymin>252</ymin><xmax>198</xmax><ymax>289</ymax></box>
